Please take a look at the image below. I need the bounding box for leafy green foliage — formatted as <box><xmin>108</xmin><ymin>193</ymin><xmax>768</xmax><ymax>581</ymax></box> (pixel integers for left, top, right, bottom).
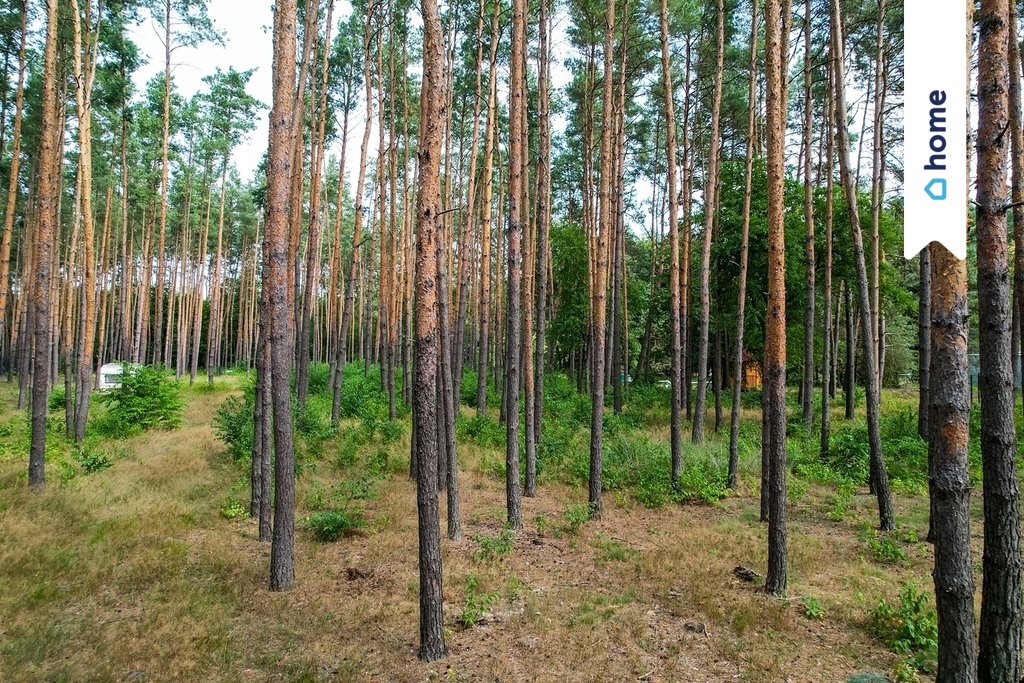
<box><xmin>295</xmin><ymin>395</ymin><xmax>334</xmax><ymax>441</ymax></box>
<box><xmin>827</xmin><ymin>482</ymin><xmax>856</xmax><ymax>522</ymax></box>
<box><xmin>219</xmin><ymin>498</ymin><xmax>247</xmax><ymax>519</ymax></box>
<box><xmin>458</xmin><ymin>574</ymin><xmax>500</xmax><ymax>628</ymax></box>
<box><xmin>559</xmin><ymin>503</ymin><xmax>590</xmax><ymax>537</ymax></box>
<box><xmin>213</xmin><ymin>388</ymin><xmax>254</xmax><ymax>461</ymax></box>
<box><xmin>335</xmin><ymin>363</ymin><xmax>394</xmax><ymax>420</ymax></box>
<box><xmin>303</xmin><ymin>508</ymin><xmax>366</xmax><ymax>542</ymax></box>
<box><xmin>306</xmin><ymin>362</ymin><xmax>332</xmax><ymax>397</ymax></box>
<box><xmin>869</xmin><ymin>583</ymin><xmax>938</xmax><ymax>675</ymax></box>
<box><xmin>94</xmin><ymin>365</ymin><xmax>183</xmax><ymax>437</ymax></box>
<box><xmin>49</xmin><ymin>386</ymin><xmax>69</xmax><ymax>412</ymax></box>
<box><xmin>71</xmin><ymin>444</ymin><xmax>114</xmax><ymax>474</ymax></box>
<box><xmin>859</xmin><ymin>525</ymin><xmax>909</xmax><ymax>566</ymax></box>
<box><xmin>801</xmin><ymin>596</ymin><xmax>825</xmax><ymax>620</ymax></box>
<box><xmin>472</xmin><ymin>528</ymin><xmax>516</xmax><ymax>562</ymax></box>
<box><xmin>457</xmin><ymin>414</ymin><xmax>505</xmax><ymax>448</ymax></box>
<box><xmin>597</xmin><ymin>436</ymin><xmax>726</xmax><ymax>506</ymax></box>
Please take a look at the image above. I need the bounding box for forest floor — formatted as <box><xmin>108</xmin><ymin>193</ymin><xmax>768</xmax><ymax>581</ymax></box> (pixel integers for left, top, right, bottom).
<box><xmin>0</xmin><ymin>374</ymin><xmax>974</xmax><ymax>682</ymax></box>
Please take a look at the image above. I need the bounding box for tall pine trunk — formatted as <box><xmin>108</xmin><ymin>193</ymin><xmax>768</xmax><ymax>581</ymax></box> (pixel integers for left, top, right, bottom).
<box><xmin>728</xmin><ymin>0</ymin><xmax>758</xmax><ymax>488</ymax></box>
<box><xmin>413</xmin><ymin>0</ymin><xmax>447</xmax><ymax>658</ymax></box>
<box><xmin>659</xmin><ymin>0</ymin><xmax>683</xmax><ymax>484</ymax></box>
<box><xmin>505</xmin><ymin>0</ymin><xmax>526</xmax><ymax>529</ymax></box>
<box><xmin>831</xmin><ymin>0</ymin><xmax>895</xmax><ymax>530</ymax></box>
<box><xmin>692</xmin><ymin>0</ymin><xmax>725</xmax><ymax>444</ymax></box>
<box><xmin>28</xmin><ymin>0</ymin><xmax>61</xmax><ymax>489</ymax></box>
<box><xmin>267</xmin><ymin>0</ymin><xmax>298</xmax><ymax>593</ymax></box>
<box><xmin>976</xmin><ymin>1</ymin><xmax>1023</xmax><ymax>677</ymax></box>
<box><xmin>800</xmin><ymin>0</ymin><xmax>815</xmax><ymax>427</ymax></box>
<box><xmin>764</xmin><ymin>0</ymin><xmax>789</xmax><ymax>598</ymax></box>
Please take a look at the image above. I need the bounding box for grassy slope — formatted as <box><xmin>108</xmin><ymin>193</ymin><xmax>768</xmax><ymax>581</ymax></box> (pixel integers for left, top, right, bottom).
<box><xmin>0</xmin><ymin>378</ymin><xmax>966</xmax><ymax>682</ymax></box>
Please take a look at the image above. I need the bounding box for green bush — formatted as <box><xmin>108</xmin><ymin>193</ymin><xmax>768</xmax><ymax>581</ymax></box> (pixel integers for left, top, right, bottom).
<box><xmin>306</xmin><ymin>362</ymin><xmax>332</xmax><ymax>397</ymax></box>
<box><xmin>295</xmin><ymin>395</ymin><xmax>334</xmax><ymax>442</ymax></box>
<box><xmin>71</xmin><ymin>444</ymin><xmax>114</xmax><ymax>474</ymax></box>
<box><xmin>220</xmin><ymin>498</ymin><xmax>247</xmax><ymax>519</ymax></box>
<box><xmin>336</xmin><ymin>363</ymin><xmax>390</xmax><ymax>420</ymax></box>
<box><xmin>459</xmin><ymin>574</ymin><xmax>500</xmax><ymax>627</ymax></box>
<box><xmin>457</xmin><ymin>414</ymin><xmax>505</xmax><ymax>448</ymax></box>
<box><xmin>825</xmin><ymin>426</ymin><xmax>871</xmax><ymax>482</ymax></box>
<box><xmin>472</xmin><ymin>527</ymin><xmax>516</xmax><ymax>562</ymax></box>
<box><xmin>544</xmin><ymin>373</ymin><xmax>591</xmax><ymax>426</ymax></box>
<box><xmin>801</xmin><ymin>595</ymin><xmax>825</xmax><ymax>619</ymax></box>
<box><xmin>213</xmin><ymin>388</ymin><xmax>255</xmax><ymax>461</ymax></box>
<box><xmin>827</xmin><ymin>482</ymin><xmax>856</xmax><ymax>521</ymax></box>
<box><xmin>94</xmin><ymin>365</ymin><xmax>183</xmax><ymax>437</ymax></box>
<box><xmin>49</xmin><ymin>386</ymin><xmax>69</xmax><ymax>412</ymax></box>
<box><xmin>559</xmin><ymin>503</ymin><xmax>590</xmax><ymax>536</ymax></box>
<box><xmin>740</xmin><ymin>388</ymin><xmax>763</xmax><ymax>409</ymax></box>
<box><xmin>859</xmin><ymin>525</ymin><xmax>909</xmax><ymax>565</ymax></box>
<box><xmin>460</xmin><ymin>369</ymin><xmax>480</xmax><ymax>407</ymax></box>
<box><xmin>303</xmin><ymin>508</ymin><xmax>365</xmax><ymax>542</ymax></box>
<box><xmin>600</xmin><ymin>436</ymin><xmax>727</xmax><ymax>507</ymax></box>
<box><xmin>822</xmin><ymin>409</ymin><xmax>928</xmax><ymax>490</ymax></box>
<box><xmin>537</xmin><ymin>413</ymin><xmax>582</xmax><ymax>475</ymax></box>
<box><xmin>869</xmin><ymin>583</ymin><xmax>938</xmax><ymax>674</ymax></box>
<box><xmin>602</xmin><ymin>410</ymin><xmax>643</xmax><ymax>438</ymax></box>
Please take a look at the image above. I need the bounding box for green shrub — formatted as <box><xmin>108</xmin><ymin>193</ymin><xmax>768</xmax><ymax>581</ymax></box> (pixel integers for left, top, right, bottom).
<box><xmin>859</xmin><ymin>525</ymin><xmax>909</xmax><ymax>565</ymax></box>
<box><xmin>740</xmin><ymin>388</ymin><xmax>763</xmax><ymax>409</ymax></box>
<box><xmin>377</xmin><ymin>416</ymin><xmax>403</xmax><ymax>443</ymax></box>
<box><xmin>673</xmin><ymin>458</ymin><xmax>729</xmax><ymax>504</ymax></box>
<box><xmin>543</xmin><ymin>373</ymin><xmax>591</xmax><ymax>426</ymax></box>
<box><xmin>536</xmin><ymin>413</ymin><xmax>581</xmax><ymax>475</ymax></box>
<box><xmin>868</xmin><ymin>583</ymin><xmax>938</xmax><ymax>674</ymax></box>
<box><xmin>458</xmin><ymin>574</ymin><xmax>500</xmax><ymax>627</ymax></box>
<box><xmin>472</xmin><ymin>527</ymin><xmax>516</xmax><ymax>562</ymax></box>
<box><xmin>336</xmin><ymin>363</ymin><xmax>390</xmax><ymax>419</ymax></box>
<box><xmin>559</xmin><ymin>503</ymin><xmax>590</xmax><ymax>536</ymax></box>
<box><xmin>457</xmin><ymin>414</ymin><xmax>505</xmax><ymax>448</ymax></box>
<box><xmin>71</xmin><ymin>444</ymin><xmax>114</xmax><ymax>474</ymax></box>
<box><xmin>460</xmin><ymin>369</ymin><xmax>480</xmax><ymax>407</ymax></box>
<box><xmin>49</xmin><ymin>386</ymin><xmax>68</xmax><ymax>412</ymax></box>
<box><xmin>220</xmin><ymin>498</ymin><xmax>247</xmax><ymax>519</ymax></box>
<box><xmin>823</xmin><ymin>409</ymin><xmax>929</xmax><ymax>490</ymax></box>
<box><xmin>94</xmin><ymin>365</ymin><xmax>183</xmax><ymax>437</ymax></box>
<box><xmin>307</xmin><ymin>362</ymin><xmax>332</xmax><ymax>397</ymax></box>
<box><xmin>827</xmin><ymin>482</ymin><xmax>855</xmax><ymax>522</ymax></box>
<box><xmin>600</xmin><ymin>436</ymin><xmax>726</xmax><ymax>507</ymax></box>
<box><xmin>333</xmin><ymin>427</ymin><xmax>361</xmax><ymax>469</ymax></box>
<box><xmin>825</xmin><ymin>426</ymin><xmax>871</xmax><ymax>483</ymax></box>
<box><xmin>54</xmin><ymin>457</ymin><xmax>78</xmax><ymax>484</ymax></box>
<box><xmin>602</xmin><ymin>410</ymin><xmax>643</xmax><ymax>437</ymax></box>
<box><xmin>367</xmin><ymin>446</ymin><xmax>400</xmax><ymax>478</ymax></box>
<box><xmin>801</xmin><ymin>595</ymin><xmax>825</xmax><ymax>619</ymax></box>
<box><xmin>295</xmin><ymin>395</ymin><xmax>334</xmax><ymax>442</ymax></box>
<box><xmin>213</xmin><ymin>389</ymin><xmax>255</xmax><ymax>461</ymax></box>
<box><xmin>337</xmin><ymin>475</ymin><xmax>380</xmax><ymax>501</ymax></box>
<box><xmin>304</xmin><ymin>508</ymin><xmax>365</xmax><ymax>541</ymax></box>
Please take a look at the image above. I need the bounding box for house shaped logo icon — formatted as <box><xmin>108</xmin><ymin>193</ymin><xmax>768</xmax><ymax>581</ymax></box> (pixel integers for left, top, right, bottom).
<box><xmin>925</xmin><ymin>178</ymin><xmax>947</xmax><ymax>201</ymax></box>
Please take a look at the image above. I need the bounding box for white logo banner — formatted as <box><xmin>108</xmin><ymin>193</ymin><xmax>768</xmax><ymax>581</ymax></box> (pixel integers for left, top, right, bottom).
<box><xmin>904</xmin><ymin>0</ymin><xmax>968</xmax><ymax>260</ymax></box>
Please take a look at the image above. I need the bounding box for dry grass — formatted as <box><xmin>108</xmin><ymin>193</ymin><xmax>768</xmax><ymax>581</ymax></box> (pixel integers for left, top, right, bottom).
<box><xmin>0</xmin><ymin>379</ymin><xmax>950</xmax><ymax>682</ymax></box>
